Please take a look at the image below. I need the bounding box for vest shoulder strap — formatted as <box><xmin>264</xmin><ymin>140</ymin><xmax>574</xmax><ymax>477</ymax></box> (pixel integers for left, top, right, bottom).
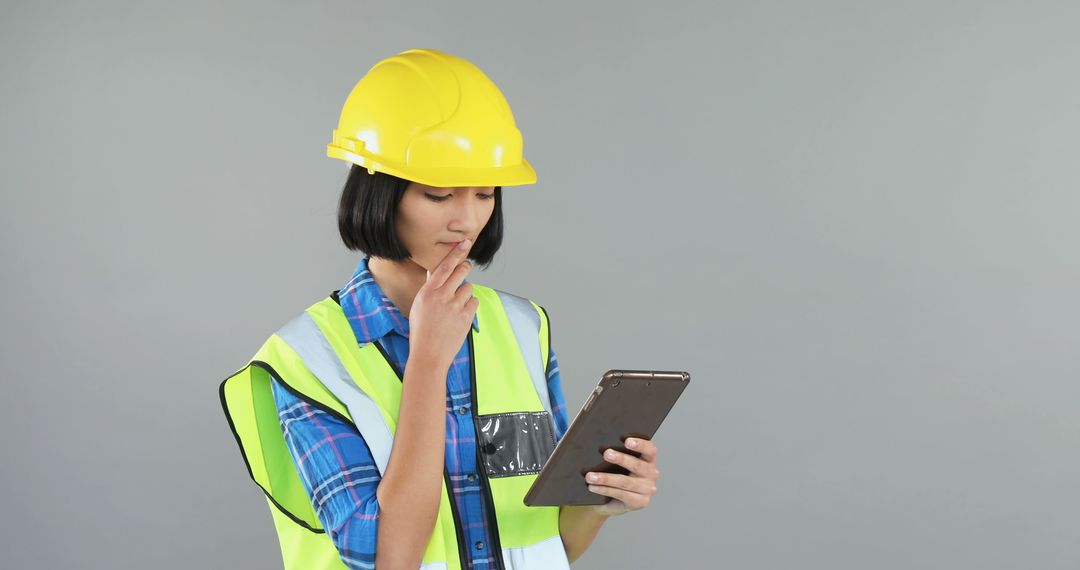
<box><xmin>481</xmin><ymin>285</ymin><xmax>553</xmax><ymax>417</ymax></box>
<box><xmin>276</xmin><ymin>305</ymin><xmax>398</xmax><ymax>476</ymax></box>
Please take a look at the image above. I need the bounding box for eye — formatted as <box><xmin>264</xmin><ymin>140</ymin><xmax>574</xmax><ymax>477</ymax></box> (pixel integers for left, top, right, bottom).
<box><xmin>424</xmin><ymin>192</ymin><xmax>494</xmax><ymax>202</ymax></box>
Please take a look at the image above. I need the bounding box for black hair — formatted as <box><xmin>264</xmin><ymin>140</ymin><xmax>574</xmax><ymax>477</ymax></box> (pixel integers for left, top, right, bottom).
<box><xmin>337</xmin><ymin>164</ymin><xmax>504</xmax><ymax>268</ymax></box>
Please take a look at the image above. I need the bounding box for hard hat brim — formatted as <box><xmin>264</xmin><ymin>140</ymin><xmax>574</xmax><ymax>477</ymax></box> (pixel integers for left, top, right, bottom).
<box><xmin>328</xmin><ymin>145</ymin><xmax>536</xmax><ymax>188</ymax></box>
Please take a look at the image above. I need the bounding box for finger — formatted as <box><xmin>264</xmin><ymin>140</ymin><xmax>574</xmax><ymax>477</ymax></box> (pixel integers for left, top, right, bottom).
<box><xmin>427</xmin><ymin>238</ymin><xmax>472</xmax><ymax>289</ymax></box>
<box><xmin>624</xmin><ymin>437</ymin><xmax>658</xmax><ymax>463</ymax></box>
<box><xmin>603</xmin><ymin>448</ymin><xmax>653</xmax><ymax>477</ymax></box>
<box><xmin>452</xmin><ymin>280</ymin><xmax>474</xmax><ymax>305</ymax></box>
<box><xmin>587</xmin><ymin>484</ymin><xmax>649</xmax><ymax>510</ymax></box>
<box><xmin>585</xmin><ymin>472</ymin><xmax>656</xmax><ymax>496</ymax></box>
<box><xmin>440</xmin><ymin>260</ymin><xmax>473</xmax><ymax>295</ymax></box>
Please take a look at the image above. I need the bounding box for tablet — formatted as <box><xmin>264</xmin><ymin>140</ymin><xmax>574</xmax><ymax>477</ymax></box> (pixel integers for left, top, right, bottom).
<box><xmin>523</xmin><ymin>369</ymin><xmax>690</xmax><ymax>507</ymax></box>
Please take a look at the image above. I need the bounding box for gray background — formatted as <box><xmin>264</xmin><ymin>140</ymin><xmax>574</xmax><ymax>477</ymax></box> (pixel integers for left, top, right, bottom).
<box><xmin>2</xmin><ymin>1</ymin><xmax>1078</xmax><ymax>568</ymax></box>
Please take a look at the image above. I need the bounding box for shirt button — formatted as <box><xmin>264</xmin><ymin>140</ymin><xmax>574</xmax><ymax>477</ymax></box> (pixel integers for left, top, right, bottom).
<box><xmin>456</xmin><ymin>406</ymin><xmax>468</xmax><ymax>415</ymax></box>
<box><xmin>474</xmin><ymin>541</ymin><xmax>485</xmax><ymax>551</ymax></box>
<box><xmin>467</xmin><ymin>473</ymin><xmax>478</xmax><ymax>482</ymax></box>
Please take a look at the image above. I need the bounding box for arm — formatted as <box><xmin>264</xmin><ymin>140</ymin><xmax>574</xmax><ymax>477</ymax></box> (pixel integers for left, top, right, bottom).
<box><xmin>559</xmin><ymin>506</ymin><xmax>611</xmax><ymax>564</ymax></box>
<box><xmin>543</xmin><ymin>346</ymin><xmax>611</xmax><ymax>562</ymax></box>
<box><xmin>373</xmin><ymin>355</ymin><xmax>449</xmax><ymax>569</ymax></box>
<box><xmin>376</xmin><ymin>238</ymin><xmax>475</xmax><ymax>568</ymax></box>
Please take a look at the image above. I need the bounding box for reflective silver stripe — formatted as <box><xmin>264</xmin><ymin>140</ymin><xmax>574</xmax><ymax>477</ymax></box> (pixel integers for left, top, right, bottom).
<box><xmin>277</xmin><ymin>312</ymin><xmax>395</xmax><ymax>476</ymax></box>
<box><xmin>418</xmin><ymin>563</ymin><xmax>447</xmax><ymax>570</ymax></box>
<box><xmin>493</xmin><ymin>289</ymin><xmax>552</xmax><ymax>417</ymax></box>
<box><xmin>500</xmin><ymin>535</ymin><xmax>570</xmax><ymax>570</ymax></box>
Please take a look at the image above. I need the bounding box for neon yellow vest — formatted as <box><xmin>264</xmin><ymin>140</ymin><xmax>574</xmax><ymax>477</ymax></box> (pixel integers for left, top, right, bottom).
<box><xmin>220</xmin><ymin>284</ymin><xmax>569</xmax><ymax>569</ymax></box>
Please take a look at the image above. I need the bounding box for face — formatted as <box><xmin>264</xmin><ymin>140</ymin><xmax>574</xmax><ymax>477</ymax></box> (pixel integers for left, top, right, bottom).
<box><xmin>394</xmin><ymin>182</ymin><xmax>496</xmax><ymax>271</ymax></box>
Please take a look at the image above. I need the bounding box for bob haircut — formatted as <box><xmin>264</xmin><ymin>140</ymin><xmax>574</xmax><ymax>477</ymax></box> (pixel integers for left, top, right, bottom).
<box><xmin>337</xmin><ymin>164</ymin><xmax>504</xmax><ymax>268</ymax></box>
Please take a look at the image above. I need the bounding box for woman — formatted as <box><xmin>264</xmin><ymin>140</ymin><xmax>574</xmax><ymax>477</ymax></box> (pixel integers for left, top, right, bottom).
<box><xmin>220</xmin><ymin>48</ymin><xmax>661</xmax><ymax>570</ymax></box>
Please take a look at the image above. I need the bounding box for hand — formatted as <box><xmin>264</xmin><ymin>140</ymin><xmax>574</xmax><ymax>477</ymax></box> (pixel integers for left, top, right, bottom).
<box><xmin>583</xmin><ymin>437</ymin><xmax>660</xmax><ymax>517</ymax></box>
<box><xmin>407</xmin><ymin>239</ymin><xmax>479</xmax><ymax>371</ymax></box>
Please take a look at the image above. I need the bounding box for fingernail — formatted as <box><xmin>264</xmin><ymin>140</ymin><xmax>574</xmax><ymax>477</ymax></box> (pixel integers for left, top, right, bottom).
<box><xmin>626</xmin><ymin>439</ymin><xmax>637</xmax><ymax>449</ymax></box>
<box><xmin>587</xmin><ymin>473</ymin><xmax>599</xmax><ymax>482</ymax></box>
<box><xmin>458</xmin><ymin>239</ymin><xmax>471</xmax><ymax>249</ymax></box>
<box><xmin>606</xmin><ymin>450</ymin><xmax>617</xmax><ymax>460</ymax></box>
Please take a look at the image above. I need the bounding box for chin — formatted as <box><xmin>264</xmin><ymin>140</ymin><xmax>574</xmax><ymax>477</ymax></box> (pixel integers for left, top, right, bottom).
<box><xmin>415</xmin><ymin>252</ymin><xmax>441</xmax><ymax>272</ymax></box>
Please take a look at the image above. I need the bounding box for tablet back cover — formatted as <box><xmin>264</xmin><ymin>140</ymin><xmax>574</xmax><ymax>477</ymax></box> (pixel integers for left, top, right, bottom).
<box><xmin>523</xmin><ymin>370</ymin><xmax>689</xmax><ymax>506</ymax></box>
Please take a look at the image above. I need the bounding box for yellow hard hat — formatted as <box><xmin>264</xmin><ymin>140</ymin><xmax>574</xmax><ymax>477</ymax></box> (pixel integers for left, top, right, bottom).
<box><xmin>327</xmin><ymin>48</ymin><xmax>536</xmax><ymax>187</ymax></box>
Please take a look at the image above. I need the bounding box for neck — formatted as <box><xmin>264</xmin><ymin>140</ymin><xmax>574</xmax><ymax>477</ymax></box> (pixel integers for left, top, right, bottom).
<box><xmin>366</xmin><ymin>256</ymin><xmax>428</xmax><ymax>320</ymax></box>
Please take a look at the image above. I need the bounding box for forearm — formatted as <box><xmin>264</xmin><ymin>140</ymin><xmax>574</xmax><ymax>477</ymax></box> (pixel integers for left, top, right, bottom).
<box><xmin>375</xmin><ymin>357</ymin><xmax>448</xmax><ymax>569</ymax></box>
<box><xmin>558</xmin><ymin>505</ymin><xmax>611</xmax><ymax>563</ymax></box>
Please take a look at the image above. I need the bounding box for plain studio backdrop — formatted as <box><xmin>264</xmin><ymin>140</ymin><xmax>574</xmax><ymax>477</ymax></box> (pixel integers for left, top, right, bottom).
<box><xmin>2</xmin><ymin>1</ymin><xmax>1078</xmax><ymax>568</ymax></box>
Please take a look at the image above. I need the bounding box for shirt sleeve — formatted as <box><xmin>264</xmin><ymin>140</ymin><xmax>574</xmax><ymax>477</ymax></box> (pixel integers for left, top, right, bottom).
<box><xmin>271</xmin><ymin>376</ymin><xmax>381</xmax><ymax>570</ymax></box>
<box><xmin>546</xmin><ymin>346</ymin><xmax>570</xmax><ymax>442</ymax></box>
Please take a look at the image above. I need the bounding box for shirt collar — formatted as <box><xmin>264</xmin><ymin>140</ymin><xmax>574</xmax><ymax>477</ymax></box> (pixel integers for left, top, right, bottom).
<box><xmin>338</xmin><ymin>255</ymin><xmax>479</xmax><ymax>344</ymax></box>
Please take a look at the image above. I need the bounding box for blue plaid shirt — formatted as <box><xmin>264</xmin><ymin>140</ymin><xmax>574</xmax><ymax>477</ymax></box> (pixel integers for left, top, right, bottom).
<box><xmin>271</xmin><ymin>255</ymin><xmax>569</xmax><ymax>569</ymax></box>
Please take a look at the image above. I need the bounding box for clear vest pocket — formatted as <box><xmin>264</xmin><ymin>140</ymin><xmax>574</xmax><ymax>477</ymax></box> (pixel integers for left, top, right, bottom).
<box><xmin>477</xmin><ymin>411</ymin><xmax>556</xmax><ymax>478</ymax></box>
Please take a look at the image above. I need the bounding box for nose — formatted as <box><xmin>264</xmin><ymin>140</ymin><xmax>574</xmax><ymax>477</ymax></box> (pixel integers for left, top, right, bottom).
<box><xmin>447</xmin><ymin>188</ymin><xmax>487</xmax><ymax>236</ymax></box>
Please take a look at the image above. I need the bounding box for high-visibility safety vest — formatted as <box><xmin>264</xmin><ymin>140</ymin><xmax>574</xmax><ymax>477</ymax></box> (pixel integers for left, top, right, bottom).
<box><xmin>220</xmin><ymin>283</ymin><xmax>570</xmax><ymax>570</ymax></box>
